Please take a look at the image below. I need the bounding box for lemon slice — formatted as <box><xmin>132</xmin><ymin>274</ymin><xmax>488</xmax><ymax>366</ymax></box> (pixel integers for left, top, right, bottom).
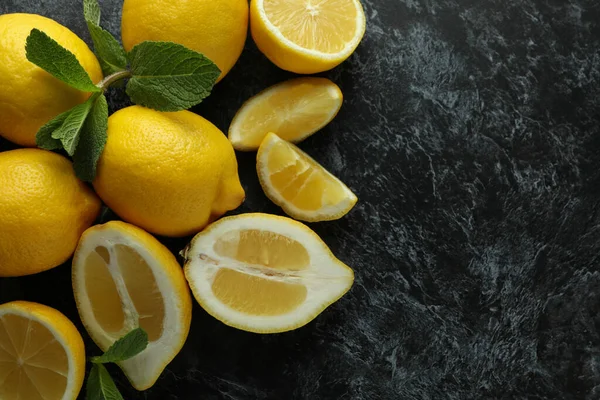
<box><xmin>257</xmin><ymin>133</ymin><xmax>358</xmax><ymax>221</ymax></box>
<box><xmin>250</xmin><ymin>0</ymin><xmax>366</xmax><ymax>73</ymax></box>
<box><xmin>0</xmin><ymin>301</ymin><xmax>85</xmax><ymax>400</ymax></box>
<box><xmin>184</xmin><ymin>213</ymin><xmax>354</xmax><ymax>333</ymax></box>
<box><xmin>229</xmin><ymin>77</ymin><xmax>343</xmax><ymax>151</ymax></box>
<box><xmin>72</xmin><ymin>221</ymin><xmax>192</xmax><ymax>391</ymax></box>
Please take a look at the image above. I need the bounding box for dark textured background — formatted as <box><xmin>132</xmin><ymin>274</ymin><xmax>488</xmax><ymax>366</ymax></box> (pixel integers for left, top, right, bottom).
<box><xmin>1</xmin><ymin>0</ymin><xmax>600</xmax><ymax>399</ymax></box>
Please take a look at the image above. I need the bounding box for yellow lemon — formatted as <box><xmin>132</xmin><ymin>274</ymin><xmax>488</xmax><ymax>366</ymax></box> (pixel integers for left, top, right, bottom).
<box><xmin>229</xmin><ymin>77</ymin><xmax>343</xmax><ymax>151</ymax></box>
<box><xmin>257</xmin><ymin>133</ymin><xmax>357</xmax><ymax>222</ymax></box>
<box><xmin>0</xmin><ymin>301</ymin><xmax>86</xmax><ymax>400</ymax></box>
<box><xmin>184</xmin><ymin>213</ymin><xmax>354</xmax><ymax>333</ymax></box>
<box><xmin>72</xmin><ymin>221</ymin><xmax>192</xmax><ymax>390</ymax></box>
<box><xmin>122</xmin><ymin>0</ymin><xmax>248</xmax><ymax>82</ymax></box>
<box><xmin>0</xmin><ymin>14</ymin><xmax>103</xmax><ymax>147</ymax></box>
<box><xmin>250</xmin><ymin>0</ymin><xmax>366</xmax><ymax>74</ymax></box>
<box><xmin>93</xmin><ymin>106</ymin><xmax>245</xmax><ymax>237</ymax></box>
<box><xmin>0</xmin><ymin>149</ymin><xmax>101</xmax><ymax>277</ymax></box>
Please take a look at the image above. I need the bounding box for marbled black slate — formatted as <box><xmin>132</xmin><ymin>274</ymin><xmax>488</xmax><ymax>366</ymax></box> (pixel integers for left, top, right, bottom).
<box><xmin>1</xmin><ymin>0</ymin><xmax>600</xmax><ymax>399</ymax></box>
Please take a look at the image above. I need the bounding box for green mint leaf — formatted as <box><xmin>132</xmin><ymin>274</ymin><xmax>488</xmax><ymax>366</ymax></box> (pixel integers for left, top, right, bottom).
<box><xmin>126</xmin><ymin>41</ymin><xmax>220</xmax><ymax>111</ymax></box>
<box><xmin>87</xmin><ymin>23</ymin><xmax>128</xmax><ymax>76</ymax></box>
<box><xmin>86</xmin><ymin>364</ymin><xmax>124</xmax><ymax>400</ymax></box>
<box><xmin>83</xmin><ymin>0</ymin><xmax>127</xmax><ymax>77</ymax></box>
<box><xmin>83</xmin><ymin>0</ymin><xmax>101</xmax><ymax>25</ymax></box>
<box><xmin>92</xmin><ymin>328</ymin><xmax>148</xmax><ymax>364</ymax></box>
<box><xmin>51</xmin><ymin>96</ymin><xmax>96</xmax><ymax>156</ymax></box>
<box><xmin>74</xmin><ymin>94</ymin><xmax>108</xmax><ymax>182</ymax></box>
<box><xmin>26</xmin><ymin>29</ymin><xmax>100</xmax><ymax>93</ymax></box>
<box><xmin>36</xmin><ymin>110</ymin><xmax>72</xmax><ymax>150</ymax></box>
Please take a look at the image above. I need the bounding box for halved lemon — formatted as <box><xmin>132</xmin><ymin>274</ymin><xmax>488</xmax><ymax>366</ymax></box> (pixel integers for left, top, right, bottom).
<box><xmin>229</xmin><ymin>77</ymin><xmax>343</xmax><ymax>151</ymax></box>
<box><xmin>0</xmin><ymin>301</ymin><xmax>85</xmax><ymax>400</ymax></box>
<box><xmin>257</xmin><ymin>132</ymin><xmax>358</xmax><ymax>221</ymax></box>
<box><xmin>183</xmin><ymin>213</ymin><xmax>354</xmax><ymax>333</ymax></box>
<box><xmin>250</xmin><ymin>0</ymin><xmax>366</xmax><ymax>74</ymax></box>
<box><xmin>72</xmin><ymin>221</ymin><xmax>192</xmax><ymax>391</ymax></box>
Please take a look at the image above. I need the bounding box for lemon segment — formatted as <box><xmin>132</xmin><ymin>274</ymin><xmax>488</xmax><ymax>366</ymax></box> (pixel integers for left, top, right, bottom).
<box><xmin>250</xmin><ymin>0</ymin><xmax>366</xmax><ymax>74</ymax></box>
<box><xmin>257</xmin><ymin>133</ymin><xmax>358</xmax><ymax>221</ymax></box>
<box><xmin>229</xmin><ymin>77</ymin><xmax>343</xmax><ymax>151</ymax></box>
<box><xmin>184</xmin><ymin>213</ymin><xmax>354</xmax><ymax>333</ymax></box>
<box><xmin>0</xmin><ymin>301</ymin><xmax>86</xmax><ymax>400</ymax></box>
<box><xmin>72</xmin><ymin>221</ymin><xmax>192</xmax><ymax>391</ymax></box>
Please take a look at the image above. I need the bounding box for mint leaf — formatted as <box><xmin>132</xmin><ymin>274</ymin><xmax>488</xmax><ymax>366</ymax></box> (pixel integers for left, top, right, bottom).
<box><xmin>26</xmin><ymin>29</ymin><xmax>100</xmax><ymax>93</ymax></box>
<box><xmin>92</xmin><ymin>328</ymin><xmax>148</xmax><ymax>364</ymax></box>
<box><xmin>83</xmin><ymin>0</ymin><xmax>101</xmax><ymax>25</ymax></box>
<box><xmin>86</xmin><ymin>364</ymin><xmax>124</xmax><ymax>400</ymax></box>
<box><xmin>51</xmin><ymin>96</ymin><xmax>96</xmax><ymax>156</ymax></box>
<box><xmin>87</xmin><ymin>24</ymin><xmax>128</xmax><ymax>76</ymax></box>
<box><xmin>126</xmin><ymin>41</ymin><xmax>220</xmax><ymax>111</ymax></box>
<box><xmin>36</xmin><ymin>110</ymin><xmax>71</xmax><ymax>150</ymax></box>
<box><xmin>74</xmin><ymin>94</ymin><xmax>108</xmax><ymax>182</ymax></box>
<box><xmin>83</xmin><ymin>0</ymin><xmax>128</xmax><ymax>76</ymax></box>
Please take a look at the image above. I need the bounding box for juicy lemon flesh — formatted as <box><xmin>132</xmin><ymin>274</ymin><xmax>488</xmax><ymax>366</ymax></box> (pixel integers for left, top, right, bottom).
<box><xmin>210</xmin><ymin>229</ymin><xmax>311</xmax><ymax>316</ymax></box>
<box><xmin>84</xmin><ymin>248</ymin><xmax>126</xmax><ymax>335</ymax></box>
<box><xmin>264</xmin><ymin>0</ymin><xmax>358</xmax><ymax>53</ymax></box>
<box><xmin>83</xmin><ymin>245</ymin><xmax>165</xmax><ymax>342</ymax></box>
<box><xmin>212</xmin><ymin>270</ymin><xmax>308</xmax><ymax>316</ymax></box>
<box><xmin>234</xmin><ymin>78</ymin><xmax>342</xmax><ymax>149</ymax></box>
<box><xmin>0</xmin><ymin>315</ymin><xmax>68</xmax><ymax>400</ymax></box>
<box><xmin>267</xmin><ymin>139</ymin><xmax>348</xmax><ymax>211</ymax></box>
<box><xmin>214</xmin><ymin>229</ymin><xmax>310</xmax><ymax>270</ymax></box>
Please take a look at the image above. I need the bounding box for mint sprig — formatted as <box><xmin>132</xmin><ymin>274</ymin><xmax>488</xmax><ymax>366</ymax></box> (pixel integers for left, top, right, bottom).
<box><xmin>91</xmin><ymin>327</ymin><xmax>148</xmax><ymax>364</ymax></box>
<box><xmin>83</xmin><ymin>0</ymin><xmax>127</xmax><ymax>76</ymax></box>
<box><xmin>86</xmin><ymin>364</ymin><xmax>124</xmax><ymax>400</ymax></box>
<box><xmin>28</xmin><ymin>0</ymin><xmax>220</xmax><ymax>181</ymax></box>
<box><xmin>86</xmin><ymin>328</ymin><xmax>149</xmax><ymax>400</ymax></box>
<box><xmin>26</xmin><ymin>29</ymin><xmax>101</xmax><ymax>93</ymax></box>
<box><xmin>73</xmin><ymin>94</ymin><xmax>109</xmax><ymax>181</ymax></box>
<box><xmin>127</xmin><ymin>41</ymin><xmax>220</xmax><ymax>111</ymax></box>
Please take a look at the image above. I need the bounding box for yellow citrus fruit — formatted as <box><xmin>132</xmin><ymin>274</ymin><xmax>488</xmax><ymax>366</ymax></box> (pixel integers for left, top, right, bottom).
<box><xmin>0</xmin><ymin>301</ymin><xmax>86</xmax><ymax>400</ymax></box>
<box><xmin>250</xmin><ymin>0</ymin><xmax>366</xmax><ymax>74</ymax></box>
<box><xmin>72</xmin><ymin>221</ymin><xmax>192</xmax><ymax>391</ymax></box>
<box><xmin>257</xmin><ymin>133</ymin><xmax>357</xmax><ymax>222</ymax></box>
<box><xmin>0</xmin><ymin>149</ymin><xmax>101</xmax><ymax>277</ymax></box>
<box><xmin>229</xmin><ymin>77</ymin><xmax>343</xmax><ymax>151</ymax></box>
<box><xmin>0</xmin><ymin>14</ymin><xmax>103</xmax><ymax>147</ymax></box>
<box><xmin>184</xmin><ymin>213</ymin><xmax>354</xmax><ymax>333</ymax></box>
<box><xmin>121</xmin><ymin>0</ymin><xmax>248</xmax><ymax>82</ymax></box>
<box><xmin>93</xmin><ymin>106</ymin><xmax>245</xmax><ymax>237</ymax></box>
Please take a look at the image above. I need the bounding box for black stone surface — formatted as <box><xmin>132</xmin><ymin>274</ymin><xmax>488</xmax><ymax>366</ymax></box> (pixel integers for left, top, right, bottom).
<box><xmin>1</xmin><ymin>0</ymin><xmax>600</xmax><ymax>399</ymax></box>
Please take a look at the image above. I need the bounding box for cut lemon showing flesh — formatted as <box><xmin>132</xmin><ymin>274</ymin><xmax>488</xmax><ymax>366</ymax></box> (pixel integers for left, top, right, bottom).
<box><xmin>72</xmin><ymin>221</ymin><xmax>192</xmax><ymax>391</ymax></box>
<box><xmin>257</xmin><ymin>133</ymin><xmax>358</xmax><ymax>221</ymax></box>
<box><xmin>0</xmin><ymin>301</ymin><xmax>85</xmax><ymax>400</ymax></box>
<box><xmin>250</xmin><ymin>0</ymin><xmax>366</xmax><ymax>74</ymax></box>
<box><xmin>184</xmin><ymin>213</ymin><xmax>354</xmax><ymax>333</ymax></box>
<box><xmin>229</xmin><ymin>77</ymin><xmax>343</xmax><ymax>151</ymax></box>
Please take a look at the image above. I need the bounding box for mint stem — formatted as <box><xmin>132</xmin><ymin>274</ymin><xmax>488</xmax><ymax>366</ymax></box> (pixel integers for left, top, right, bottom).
<box><xmin>97</xmin><ymin>70</ymin><xmax>131</xmax><ymax>91</ymax></box>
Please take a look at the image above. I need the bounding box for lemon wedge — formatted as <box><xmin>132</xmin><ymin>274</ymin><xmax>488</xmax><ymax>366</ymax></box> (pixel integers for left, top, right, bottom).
<box><xmin>184</xmin><ymin>213</ymin><xmax>354</xmax><ymax>333</ymax></box>
<box><xmin>229</xmin><ymin>77</ymin><xmax>343</xmax><ymax>151</ymax></box>
<box><xmin>72</xmin><ymin>221</ymin><xmax>192</xmax><ymax>391</ymax></box>
<box><xmin>250</xmin><ymin>0</ymin><xmax>366</xmax><ymax>73</ymax></box>
<box><xmin>257</xmin><ymin>133</ymin><xmax>358</xmax><ymax>221</ymax></box>
<box><xmin>0</xmin><ymin>301</ymin><xmax>85</xmax><ymax>400</ymax></box>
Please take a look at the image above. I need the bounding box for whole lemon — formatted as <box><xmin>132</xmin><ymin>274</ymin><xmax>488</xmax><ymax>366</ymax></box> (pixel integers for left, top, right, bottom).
<box><xmin>121</xmin><ymin>0</ymin><xmax>248</xmax><ymax>82</ymax></box>
<box><xmin>0</xmin><ymin>149</ymin><xmax>102</xmax><ymax>277</ymax></box>
<box><xmin>0</xmin><ymin>14</ymin><xmax>103</xmax><ymax>147</ymax></box>
<box><xmin>93</xmin><ymin>106</ymin><xmax>245</xmax><ymax>237</ymax></box>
